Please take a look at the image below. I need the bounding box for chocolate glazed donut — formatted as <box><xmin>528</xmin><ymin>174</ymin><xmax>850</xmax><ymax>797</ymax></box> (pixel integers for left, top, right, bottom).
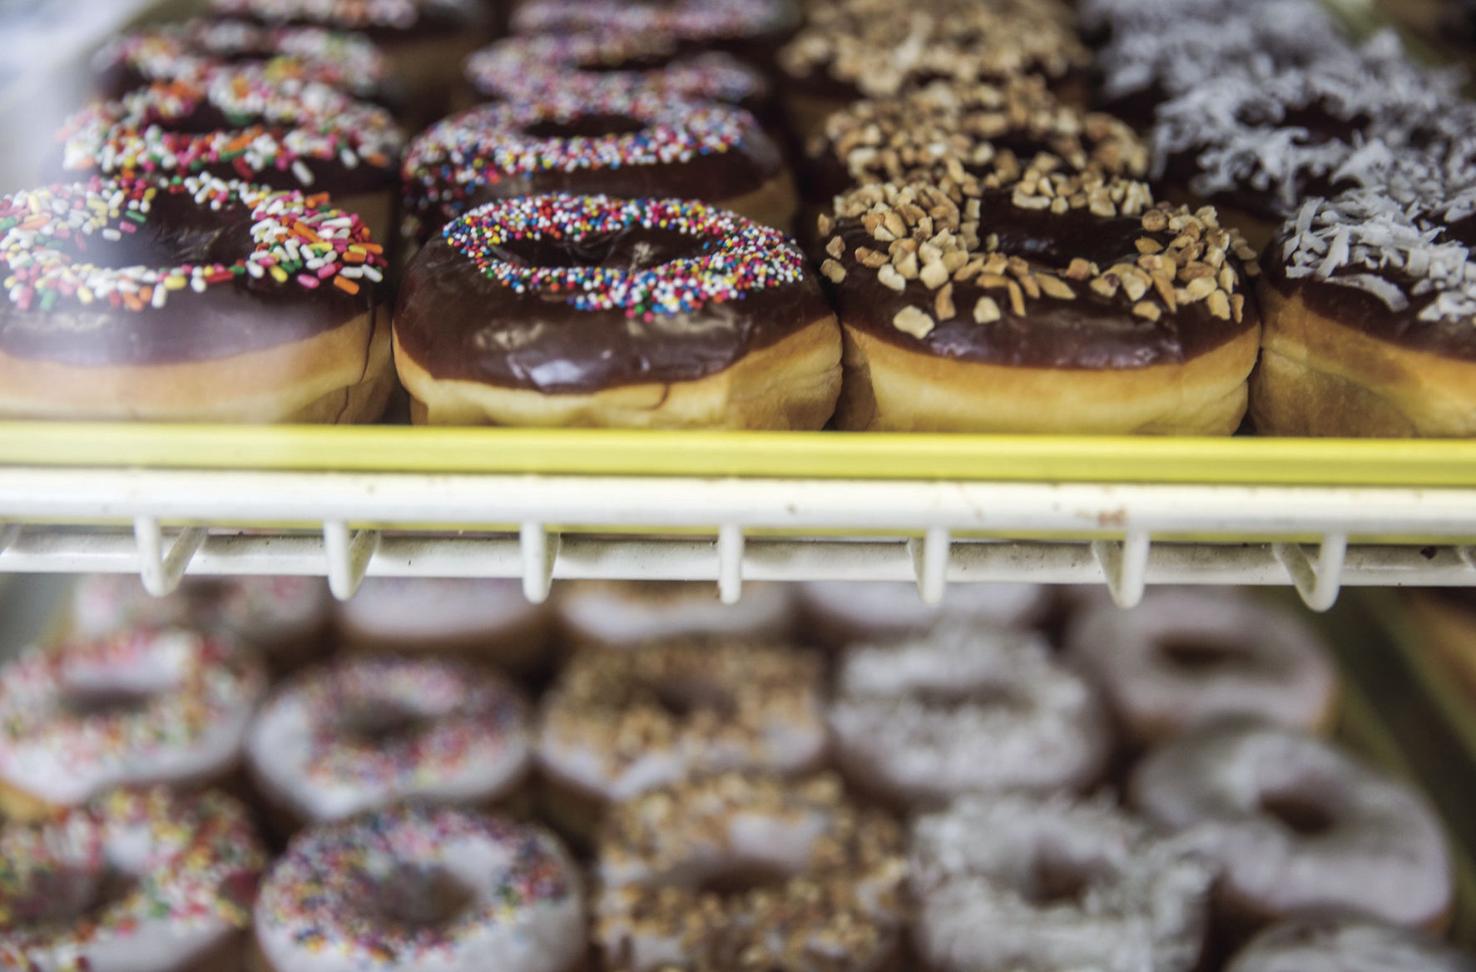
<box><xmin>820</xmin><ymin>170</ymin><xmax>1261</xmax><ymax>433</ymax></box>
<box><xmin>394</xmin><ymin>195</ymin><xmax>841</xmax><ymax>429</ymax></box>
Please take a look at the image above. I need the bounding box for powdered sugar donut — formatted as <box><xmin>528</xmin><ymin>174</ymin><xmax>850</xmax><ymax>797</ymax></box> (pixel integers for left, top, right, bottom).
<box><xmin>1227</xmin><ymin>915</ymin><xmax>1476</xmax><ymax>972</ymax></box>
<box><xmin>0</xmin><ymin>788</ymin><xmax>266</xmax><ymax>972</ymax></box>
<box><xmin>254</xmin><ymin>805</ymin><xmax>584</xmax><ymax>972</ymax></box>
<box><xmin>1066</xmin><ymin>590</ymin><xmax>1338</xmax><ymax>745</ymax></box>
<box><xmin>910</xmin><ymin>793</ymin><xmax>1213</xmax><ymax>972</ymax></box>
<box><xmin>595</xmin><ymin>772</ymin><xmax>905</xmax><ymax>972</ymax></box>
<box><xmin>555</xmin><ymin>581</ymin><xmax>793</xmax><ymax>650</ymax></box>
<box><xmin>246</xmin><ymin>656</ymin><xmax>531</xmax><ymax>829</ymax></box>
<box><xmin>1131</xmin><ymin>721</ymin><xmax>1454</xmax><ymax>932</ymax></box>
<box><xmin>830</xmin><ymin>622</ymin><xmax>1111</xmax><ymax>807</ymax></box>
<box><xmin>799</xmin><ymin>580</ymin><xmax>1048</xmax><ymax>648</ymax></box>
<box><xmin>0</xmin><ymin>627</ymin><xmax>266</xmax><ymax>821</ymax></box>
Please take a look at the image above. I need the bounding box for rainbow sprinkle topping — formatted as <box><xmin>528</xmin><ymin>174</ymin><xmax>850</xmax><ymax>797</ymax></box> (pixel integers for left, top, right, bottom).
<box><xmin>1</xmin><ymin>175</ymin><xmax>387</xmax><ymax>314</ymax></box>
<box><xmin>443</xmin><ymin>195</ymin><xmax>808</xmax><ymax>319</ymax></box>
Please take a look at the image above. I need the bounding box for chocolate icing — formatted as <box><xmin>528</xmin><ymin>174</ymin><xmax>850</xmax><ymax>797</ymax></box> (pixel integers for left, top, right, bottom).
<box><xmin>395</xmin><ymin>229</ymin><xmax>829</xmax><ymax>392</ymax></box>
<box><xmin>0</xmin><ymin>193</ymin><xmax>375</xmax><ymax>367</ymax></box>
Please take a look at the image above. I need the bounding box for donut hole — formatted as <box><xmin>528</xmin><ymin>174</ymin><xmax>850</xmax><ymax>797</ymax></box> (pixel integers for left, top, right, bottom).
<box><xmin>370</xmin><ymin>862</ymin><xmax>478</xmax><ymax>931</ymax></box>
<box><xmin>523</xmin><ymin>113</ymin><xmax>646</xmax><ymax>139</ymax></box>
<box><xmin>912</xmin><ymin>683</ymin><xmax>1028</xmax><ymax>714</ymax></box>
<box><xmin>1025</xmin><ymin>848</ymin><xmax>1096</xmax><ymax>907</ymax></box>
<box><xmin>696</xmin><ymin>861</ymin><xmax>796</xmax><ymax>901</ymax></box>
<box><xmin>650</xmin><ymin>679</ymin><xmax>737</xmax><ymax>720</ymax></box>
<box><xmin>61</xmin><ymin>683</ymin><xmax>159</xmax><ymax>719</ymax></box>
<box><xmin>337</xmin><ymin>703</ymin><xmax>432</xmax><ymax>747</ymax></box>
<box><xmin>1156</xmin><ymin>636</ymin><xmax>1249</xmax><ymax>674</ymax></box>
<box><xmin>16</xmin><ymin>864</ymin><xmax>138</xmax><ymax>928</ymax></box>
<box><xmin>1258</xmin><ymin>789</ymin><xmax>1338</xmax><ymax>837</ymax></box>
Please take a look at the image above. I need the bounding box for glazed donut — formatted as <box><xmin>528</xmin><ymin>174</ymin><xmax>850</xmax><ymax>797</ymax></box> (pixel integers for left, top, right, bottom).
<box><xmin>1227</xmin><ymin>915</ymin><xmax>1476</xmax><ymax>972</ymax></box>
<box><xmin>829</xmin><ymin>622</ymin><xmax>1111</xmax><ymax>807</ymax></box>
<box><xmin>511</xmin><ymin>0</ymin><xmax>798</xmax><ymax>54</ymax></box>
<box><xmin>0</xmin><ymin>175</ymin><xmax>394</xmax><ymax>424</ymax></box>
<box><xmin>336</xmin><ymin>578</ymin><xmax>549</xmax><ymax>673</ymax></box>
<box><xmin>465</xmin><ymin>32</ymin><xmax>770</xmax><ymax>109</ymax></box>
<box><xmin>0</xmin><ymin>788</ymin><xmax>266</xmax><ymax>972</ymax></box>
<box><xmin>91</xmin><ymin>17</ymin><xmax>388</xmax><ymax>101</ymax></box>
<box><xmin>556</xmin><ymin>581</ymin><xmax>793</xmax><ymax>649</ymax></box>
<box><xmin>401</xmin><ymin>93</ymin><xmax>794</xmax><ymax>240</ymax></box>
<box><xmin>909</xmin><ymin>793</ymin><xmax>1213</xmax><ymax>972</ymax></box>
<box><xmin>820</xmin><ymin>171</ymin><xmax>1261</xmax><ymax>433</ymax></box>
<box><xmin>246</xmin><ymin>656</ymin><xmax>531</xmax><ymax>828</ymax></box>
<box><xmin>594</xmin><ymin>772</ymin><xmax>905</xmax><ymax>972</ymax></box>
<box><xmin>254</xmin><ymin>804</ymin><xmax>585</xmax><ymax>972</ymax></box>
<box><xmin>394</xmin><ymin>195</ymin><xmax>840</xmax><ymax>429</ymax></box>
<box><xmin>0</xmin><ymin>626</ymin><xmax>266</xmax><ymax>821</ymax></box>
<box><xmin>538</xmin><ymin>641</ymin><xmax>825</xmax><ymax>836</ymax></box>
<box><xmin>1252</xmin><ymin>153</ymin><xmax>1476</xmax><ymax>437</ymax></box>
<box><xmin>1065</xmin><ymin>589</ymin><xmax>1338</xmax><ymax>745</ymax></box>
<box><xmin>777</xmin><ymin>0</ymin><xmax>1089</xmax><ymax>138</ymax></box>
<box><xmin>798</xmin><ymin>580</ymin><xmax>1048</xmax><ymax>648</ymax></box>
<box><xmin>1131</xmin><ymin>720</ymin><xmax>1454</xmax><ymax>931</ymax></box>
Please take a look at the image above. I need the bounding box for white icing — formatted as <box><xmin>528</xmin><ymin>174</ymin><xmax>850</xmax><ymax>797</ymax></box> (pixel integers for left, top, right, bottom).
<box><xmin>554</xmin><ymin>581</ymin><xmax>793</xmax><ymax>647</ymax></box>
<box><xmin>799</xmin><ymin>581</ymin><xmax>1046</xmax><ymax>643</ymax></box>
<box><xmin>910</xmin><ymin>793</ymin><xmax>1212</xmax><ymax>972</ymax></box>
<box><xmin>1228</xmin><ymin>916</ymin><xmax>1476</xmax><ymax>972</ymax></box>
<box><xmin>336</xmin><ymin>577</ymin><xmax>544</xmax><ymax>643</ymax></box>
<box><xmin>69</xmin><ymin>574</ymin><xmax>329</xmax><ymax>645</ymax></box>
<box><xmin>1132</xmin><ymin>721</ymin><xmax>1453</xmax><ymax>928</ymax></box>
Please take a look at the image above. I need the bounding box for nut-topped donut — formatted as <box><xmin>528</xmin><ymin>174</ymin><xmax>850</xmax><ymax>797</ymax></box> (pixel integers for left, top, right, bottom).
<box><xmin>821</xmin><ymin>169</ymin><xmax>1261</xmax><ymax>433</ymax></box>
<box><xmin>395</xmin><ymin>195</ymin><xmax>841</xmax><ymax>429</ymax></box>
<box><xmin>594</xmin><ymin>772</ymin><xmax>906</xmax><ymax>972</ymax></box>
<box><xmin>511</xmin><ymin>0</ymin><xmax>799</xmax><ymax>54</ymax></box>
<box><xmin>1253</xmin><ymin>153</ymin><xmax>1476</xmax><ymax>436</ymax></box>
<box><xmin>91</xmin><ymin>17</ymin><xmax>389</xmax><ymax>101</ymax></box>
<box><xmin>465</xmin><ymin>32</ymin><xmax>770</xmax><ymax>109</ymax></box>
<box><xmin>0</xmin><ymin>175</ymin><xmax>393</xmax><ymax>423</ymax></box>
<box><xmin>254</xmin><ymin>805</ymin><xmax>585</xmax><ymax>972</ymax></box>
<box><xmin>0</xmin><ymin>626</ymin><xmax>266</xmax><ymax>821</ymax></box>
<box><xmin>1227</xmin><ymin>915</ymin><xmax>1476</xmax><ymax>972</ymax></box>
<box><xmin>402</xmin><ymin>90</ymin><xmax>793</xmax><ymax>240</ymax></box>
<box><xmin>0</xmin><ymin>788</ymin><xmax>266</xmax><ymax>972</ymax></box>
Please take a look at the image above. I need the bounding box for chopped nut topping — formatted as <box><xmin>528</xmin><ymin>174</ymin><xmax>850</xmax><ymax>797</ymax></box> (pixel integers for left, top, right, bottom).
<box><xmin>935</xmin><ymin>283</ymin><xmax>956</xmax><ymax>320</ymax></box>
<box><xmin>877</xmin><ymin>264</ymin><xmax>906</xmax><ymax>292</ymax></box>
<box><xmin>1133</xmin><ymin>300</ymin><xmax>1162</xmax><ymax>321</ymax></box>
<box><xmin>973</xmin><ymin>296</ymin><xmax>1001</xmax><ymax>323</ymax></box>
<box><xmin>820</xmin><ymin>259</ymin><xmax>847</xmax><ymax>283</ymax></box>
<box><xmin>825</xmin><ymin>236</ymin><xmax>846</xmax><ymax>260</ymax></box>
<box><xmin>893</xmin><ymin>305</ymin><xmax>935</xmax><ymax>337</ymax></box>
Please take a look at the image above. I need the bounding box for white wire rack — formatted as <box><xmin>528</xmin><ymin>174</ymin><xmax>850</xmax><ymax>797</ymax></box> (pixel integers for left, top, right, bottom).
<box><xmin>2</xmin><ymin>465</ymin><xmax>1476</xmax><ymax>610</ymax></box>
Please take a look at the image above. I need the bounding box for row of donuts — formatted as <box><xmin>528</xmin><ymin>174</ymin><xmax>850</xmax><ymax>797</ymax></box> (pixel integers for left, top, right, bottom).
<box><xmin>2</xmin><ymin>575</ymin><xmax>1468</xmax><ymax>969</ymax></box>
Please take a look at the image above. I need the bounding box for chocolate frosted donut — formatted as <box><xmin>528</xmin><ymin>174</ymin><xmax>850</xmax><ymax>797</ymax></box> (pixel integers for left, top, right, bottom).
<box><xmin>1253</xmin><ymin>153</ymin><xmax>1476</xmax><ymax>436</ymax></box>
<box><xmin>1227</xmin><ymin>915</ymin><xmax>1476</xmax><ymax>972</ymax></box>
<box><xmin>821</xmin><ymin>170</ymin><xmax>1260</xmax><ymax>433</ymax></box>
<box><xmin>395</xmin><ymin>195</ymin><xmax>841</xmax><ymax>429</ymax></box>
<box><xmin>0</xmin><ymin>175</ymin><xmax>393</xmax><ymax>423</ymax></box>
<box><xmin>402</xmin><ymin>91</ymin><xmax>793</xmax><ymax>239</ymax></box>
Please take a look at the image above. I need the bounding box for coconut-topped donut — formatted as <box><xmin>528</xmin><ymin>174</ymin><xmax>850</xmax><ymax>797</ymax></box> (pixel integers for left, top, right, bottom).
<box><xmin>246</xmin><ymin>656</ymin><xmax>532</xmax><ymax>827</ymax></box>
<box><xmin>1131</xmin><ymin>721</ymin><xmax>1454</xmax><ymax>931</ymax></box>
<box><xmin>0</xmin><ymin>788</ymin><xmax>266</xmax><ymax>972</ymax></box>
<box><xmin>0</xmin><ymin>626</ymin><xmax>266</xmax><ymax>820</ymax></box>
<box><xmin>1253</xmin><ymin>152</ymin><xmax>1476</xmax><ymax>436</ymax></box>
<box><xmin>821</xmin><ymin>168</ymin><xmax>1261</xmax><ymax>433</ymax></box>
<box><xmin>401</xmin><ymin>91</ymin><xmax>791</xmax><ymax>239</ymax></box>
<box><xmin>1228</xmin><ymin>915</ymin><xmax>1476</xmax><ymax>972</ymax></box>
<box><xmin>511</xmin><ymin>0</ymin><xmax>798</xmax><ymax>50</ymax></box>
<box><xmin>910</xmin><ymin>793</ymin><xmax>1214</xmax><ymax>972</ymax></box>
<box><xmin>830</xmin><ymin>622</ymin><xmax>1111</xmax><ymax>807</ymax></box>
<box><xmin>465</xmin><ymin>32</ymin><xmax>769</xmax><ymax>108</ymax></box>
<box><xmin>595</xmin><ymin>772</ymin><xmax>906</xmax><ymax>972</ymax></box>
<box><xmin>254</xmin><ymin>805</ymin><xmax>585</xmax><ymax>972</ymax></box>
<box><xmin>92</xmin><ymin>17</ymin><xmax>388</xmax><ymax>100</ymax></box>
<box><xmin>394</xmin><ymin>195</ymin><xmax>840</xmax><ymax>429</ymax></box>
<box><xmin>0</xmin><ymin>175</ymin><xmax>393</xmax><ymax>423</ymax></box>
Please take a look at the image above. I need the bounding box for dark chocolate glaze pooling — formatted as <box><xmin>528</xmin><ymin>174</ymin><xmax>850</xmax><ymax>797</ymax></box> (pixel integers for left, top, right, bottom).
<box><xmin>0</xmin><ymin>193</ymin><xmax>376</xmax><ymax>367</ymax></box>
<box><xmin>395</xmin><ymin>228</ymin><xmax>830</xmax><ymax>392</ymax></box>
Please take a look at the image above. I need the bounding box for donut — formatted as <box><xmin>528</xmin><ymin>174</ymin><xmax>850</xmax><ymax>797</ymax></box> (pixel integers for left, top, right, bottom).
<box><xmin>246</xmin><ymin>656</ymin><xmax>531</xmax><ymax>829</ymax></box>
<box><xmin>1227</xmin><ymin>915</ymin><xmax>1476</xmax><ymax>972</ymax></box>
<box><xmin>1405</xmin><ymin>589</ymin><xmax>1476</xmax><ymax>699</ymax></box>
<box><xmin>1130</xmin><ymin>720</ymin><xmax>1454</xmax><ymax>932</ymax></box>
<box><xmin>1065</xmin><ymin>589</ymin><xmax>1338</xmax><ymax>745</ymax></box>
<box><xmin>537</xmin><ymin>640</ymin><xmax>825</xmax><ymax>838</ymax></box>
<box><xmin>820</xmin><ymin>170</ymin><xmax>1261</xmax><ymax>433</ymax></box>
<box><xmin>829</xmin><ymin>621</ymin><xmax>1111</xmax><ymax>807</ymax></box>
<box><xmin>0</xmin><ymin>175</ymin><xmax>394</xmax><ymax>424</ymax></box>
<box><xmin>464</xmin><ymin>32</ymin><xmax>770</xmax><ymax>110</ymax></box>
<box><xmin>511</xmin><ymin>0</ymin><xmax>799</xmax><ymax>56</ymax></box>
<box><xmin>1251</xmin><ymin>152</ymin><xmax>1476</xmax><ymax>437</ymax></box>
<box><xmin>58</xmin><ymin>71</ymin><xmax>404</xmax><ymax>243</ymax></box>
<box><xmin>0</xmin><ymin>788</ymin><xmax>266</xmax><ymax>972</ymax></box>
<box><xmin>0</xmin><ymin>626</ymin><xmax>266</xmax><ymax>821</ymax></box>
<box><xmin>556</xmin><ymin>581</ymin><xmax>793</xmax><ymax>650</ymax></box>
<box><xmin>336</xmin><ymin>578</ymin><xmax>550</xmax><ymax>673</ymax></box>
<box><xmin>253</xmin><ymin>804</ymin><xmax>585</xmax><ymax>972</ymax></box>
<box><xmin>777</xmin><ymin>0</ymin><xmax>1089</xmax><ymax>139</ymax></box>
<box><xmin>401</xmin><ymin>92</ymin><xmax>794</xmax><ymax>241</ymax></box>
<box><xmin>594</xmin><ymin>772</ymin><xmax>905</xmax><ymax>972</ymax></box>
<box><xmin>909</xmin><ymin>793</ymin><xmax>1213</xmax><ymax>972</ymax></box>
<box><xmin>798</xmin><ymin>580</ymin><xmax>1048</xmax><ymax>649</ymax></box>
<box><xmin>394</xmin><ymin>195</ymin><xmax>840</xmax><ymax>429</ymax></box>
<box><xmin>91</xmin><ymin>17</ymin><xmax>389</xmax><ymax>101</ymax></box>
